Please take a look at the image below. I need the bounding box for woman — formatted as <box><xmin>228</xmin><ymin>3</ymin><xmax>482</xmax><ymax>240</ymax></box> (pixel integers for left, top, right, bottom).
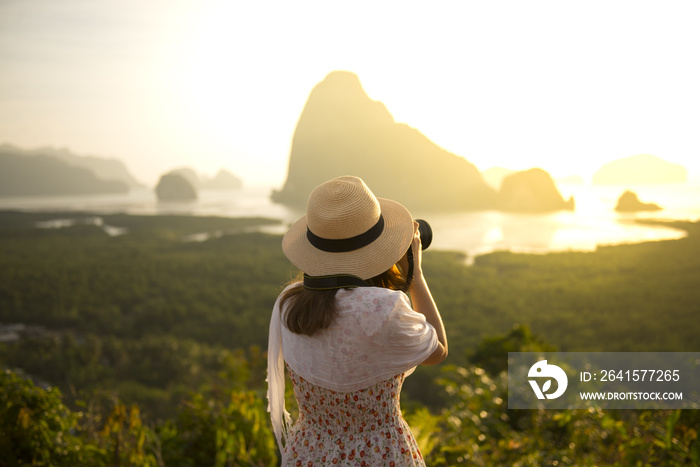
<box><xmin>267</xmin><ymin>175</ymin><xmax>448</xmax><ymax>466</ymax></box>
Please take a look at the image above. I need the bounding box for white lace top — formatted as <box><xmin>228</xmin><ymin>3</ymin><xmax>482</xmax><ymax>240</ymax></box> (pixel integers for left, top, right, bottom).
<box><xmin>267</xmin><ymin>283</ymin><xmax>438</xmax><ymax>451</ymax></box>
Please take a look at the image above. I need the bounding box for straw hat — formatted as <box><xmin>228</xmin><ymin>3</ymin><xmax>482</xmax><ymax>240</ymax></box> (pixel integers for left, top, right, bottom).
<box><xmin>282</xmin><ymin>176</ymin><xmax>415</xmax><ymax>280</ymax></box>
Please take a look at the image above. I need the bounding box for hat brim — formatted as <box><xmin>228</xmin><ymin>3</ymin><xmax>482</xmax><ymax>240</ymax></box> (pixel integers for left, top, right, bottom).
<box><xmin>282</xmin><ymin>198</ymin><xmax>415</xmax><ymax>280</ymax></box>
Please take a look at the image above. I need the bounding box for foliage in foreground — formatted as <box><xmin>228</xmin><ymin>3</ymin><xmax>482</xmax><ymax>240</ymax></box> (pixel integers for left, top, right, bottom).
<box><xmin>0</xmin><ymin>369</ymin><xmax>277</xmax><ymax>467</ymax></box>
<box><xmin>407</xmin><ymin>364</ymin><xmax>700</xmax><ymax>466</ymax></box>
<box><xmin>410</xmin><ymin>326</ymin><xmax>700</xmax><ymax>466</ymax></box>
<box><xmin>2</xmin><ymin>327</ymin><xmax>698</xmax><ymax>466</ymax></box>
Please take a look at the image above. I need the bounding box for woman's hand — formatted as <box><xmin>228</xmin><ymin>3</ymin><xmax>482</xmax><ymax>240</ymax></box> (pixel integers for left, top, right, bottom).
<box><xmin>398</xmin><ymin>221</ymin><xmax>423</xmax><ymax>281</ymax></box>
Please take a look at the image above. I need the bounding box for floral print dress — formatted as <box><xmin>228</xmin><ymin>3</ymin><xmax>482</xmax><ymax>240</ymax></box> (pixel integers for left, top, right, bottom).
<box><xmin>284</xmin><ymin>366</ymin><xmax>425</xmax><ymax>466</ymax></box>
<box><xmin>269</xmin><ymin>286</ymin><xmax>437</xmax><ymax>466</ymax></box>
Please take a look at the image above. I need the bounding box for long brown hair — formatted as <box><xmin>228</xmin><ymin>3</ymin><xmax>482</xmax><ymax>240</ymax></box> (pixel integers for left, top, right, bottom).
<box><xmin>281</xmin><ymin>265</ymin><xmax>409</xmax><ymax>336</ymax></box>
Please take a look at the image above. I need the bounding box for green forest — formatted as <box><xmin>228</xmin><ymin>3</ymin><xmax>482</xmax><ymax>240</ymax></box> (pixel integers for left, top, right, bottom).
<box><xmin>0</xmin><ymin>210</ymin><xmax>698</xmax><ymax>465</ymax></box>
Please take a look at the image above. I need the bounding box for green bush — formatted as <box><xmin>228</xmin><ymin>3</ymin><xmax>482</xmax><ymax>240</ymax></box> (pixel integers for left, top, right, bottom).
<box><xmin>0</xmin><ymin>369</ymin><xmax>278</xmax><ymax>467</ymax></box>
<box><xmin>0</xmin><ymin>370</ymin><xmax>103</xmax><ymax>466</ymax></box>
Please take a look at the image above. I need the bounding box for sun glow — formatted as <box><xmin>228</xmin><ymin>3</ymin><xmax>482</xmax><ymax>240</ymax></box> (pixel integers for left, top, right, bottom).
<box><xmin>1</xmin><ymin>1</ymin><xmax>699</xmax><ymax>185</ymax></box>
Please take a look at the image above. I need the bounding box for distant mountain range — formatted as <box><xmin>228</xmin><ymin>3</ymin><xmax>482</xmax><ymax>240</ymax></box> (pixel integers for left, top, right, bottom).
<box><xmin>0</xmin><ymin>145</ymin><xmax>243</xmax><ymax>198</ymax></box>
<box><xmin>0</xmin><ymin>144</ymin><xmax>144</xmax><ymax>191</ymax></box>
<box><xmin>272</xmin><ymin>71</ymin><xmax>572</xmax><ymax>213</ymax></box>
<box><xmin>3</xmin><ymin>82</ymin><xmax>689</xmax><ymax>204</ymax></box>
<box><xmin>168</xmin><ymin>167</ymin><xmax>243</xmax><ymax>191</ymax></box>
<box><xmin>593</xmin><ymin>154</ymin><xmax>687</xmax><ymax>185</ymax></box>
<box><xmin>0</xmin><ymin>145</ymin><xmax>134</xmax><ymax>197</ymax></box>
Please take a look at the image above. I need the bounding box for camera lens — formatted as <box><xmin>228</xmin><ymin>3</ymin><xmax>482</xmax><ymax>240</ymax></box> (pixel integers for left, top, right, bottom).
<box><xmin>416</xmin><ymin>219</ymin><xmax>432</xmax><ymax>250</ymax></box>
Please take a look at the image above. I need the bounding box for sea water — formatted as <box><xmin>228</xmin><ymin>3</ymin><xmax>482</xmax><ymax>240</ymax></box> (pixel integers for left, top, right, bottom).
<box><xmin>1</xmin><ymin>183</ymin><xmax>698</xmax><ymax>262</ymax></box>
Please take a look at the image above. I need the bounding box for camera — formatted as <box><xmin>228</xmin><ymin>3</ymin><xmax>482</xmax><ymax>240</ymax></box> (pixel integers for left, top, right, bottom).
<box><xmin>401</xmin><ymin>219</ymin><xmax>432</xmax><ymax>287</ymax></box>
<box><xmin>416</xmin><ymin>219</ymin><xmax>432</xmax><ymax>250</ymax></box>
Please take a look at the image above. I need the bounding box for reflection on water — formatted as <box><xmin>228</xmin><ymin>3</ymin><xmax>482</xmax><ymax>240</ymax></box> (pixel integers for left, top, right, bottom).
<box><xmin>35</xmin><ymin>216</ymin><xmax>128</xmax><ymax>236</ymax></box>
<box><xmin>4</xmin><ymin>183</ymin><xmax>698</xmax><ymax>261</ymax></box>
<box><xmin>423</xmin><ymin>209</ymin><xmax>686</xmax><ymax>264</ymax></box>
<box><xmin>558</xmin><ymin>182</ymin><xmax>700</xmax><ymax>221</ymax></box>
<box><xmin>0</xmin><ymin>186</ymin><xmax>303</xmax><ymax>221</ymax></box>
<box><xmin>393</xmin><ymin>182</ymin><xmax>697</xmax><ymax>261</ymax></box>
<box><xmin>181</xmin><ymin>223</ymin><xmax>288</xmax><ymax>243</ymax></box>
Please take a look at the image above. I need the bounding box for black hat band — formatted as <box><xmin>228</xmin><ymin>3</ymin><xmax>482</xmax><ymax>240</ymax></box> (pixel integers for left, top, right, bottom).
<box><xmin>306</xmin><ymin>215</ymin><xmax>385</xmax><ymax>253</ymax></box>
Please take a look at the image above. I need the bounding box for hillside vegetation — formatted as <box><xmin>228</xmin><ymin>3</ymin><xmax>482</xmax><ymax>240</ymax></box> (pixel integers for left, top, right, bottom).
<box><xmin>0</xmin><ymin>211</ymin><xmax>698</xmax><ymax>465</ymax></box>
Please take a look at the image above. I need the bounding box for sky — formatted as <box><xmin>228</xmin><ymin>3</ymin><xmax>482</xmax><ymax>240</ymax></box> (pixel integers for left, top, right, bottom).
<box><xmin>1</xmin><ymin>0</ymin><xmax>699</xmax><ymax>187</ymax></box>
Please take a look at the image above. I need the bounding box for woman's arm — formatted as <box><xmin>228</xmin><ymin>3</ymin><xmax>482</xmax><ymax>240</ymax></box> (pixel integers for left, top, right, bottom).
<box><xmin>401</xmin><ymin>222</ymin><xmax>448</xmax><ymax>365</ymax></box>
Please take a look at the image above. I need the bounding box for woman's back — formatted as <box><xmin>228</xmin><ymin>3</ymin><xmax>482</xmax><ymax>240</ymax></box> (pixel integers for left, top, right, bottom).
<box><xmin>280</xmin><ymin>286</ymin><xmax>437</xmax><ymax>393</ymax></box>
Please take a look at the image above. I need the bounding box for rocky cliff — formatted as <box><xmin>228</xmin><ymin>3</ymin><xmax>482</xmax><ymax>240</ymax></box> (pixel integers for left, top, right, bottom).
<box><xmin>271</xmin><ymin>71</ymin><xmax>496</xmax><ymax>212</ymax></box>
<box><xmin>498</xmin><ymin>168</ymin><xmax>575</xmax><ymax>212</ymax></box>
<box><xmin>155</xmin><ymin>173</ymin><xmax>197</xmax><ymax>202</ymax></box>
<box><xmin>614</xmin><ymin>190</ymin><xmax>662</xmax><ymax>212</ymax></box>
